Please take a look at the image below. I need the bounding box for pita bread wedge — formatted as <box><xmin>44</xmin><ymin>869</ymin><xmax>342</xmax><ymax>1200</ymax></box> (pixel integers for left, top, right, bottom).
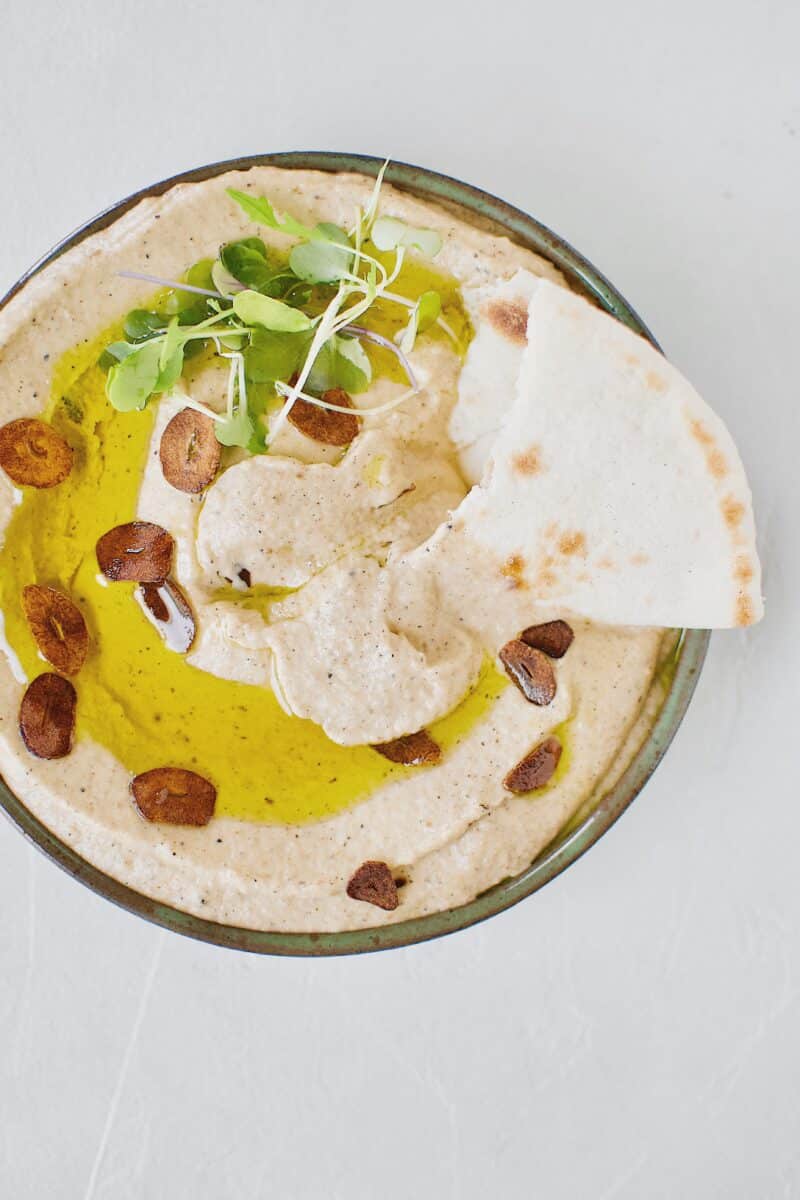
<box><xmin>450</xmin><ymin>279</ymin><xmax>762</xmax><ymax>629</ymax></box>
<box><xmin>450</xmin><ymin>269</ymin><xmax>541</xmax><ymax>484</ymax></box>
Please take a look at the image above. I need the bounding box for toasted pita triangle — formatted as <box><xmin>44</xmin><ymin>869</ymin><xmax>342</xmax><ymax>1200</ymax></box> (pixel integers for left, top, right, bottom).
<box><xmin>451</xmin><ymin>279</ymin><xmax>762</xmax><ymax>628</ymax></box>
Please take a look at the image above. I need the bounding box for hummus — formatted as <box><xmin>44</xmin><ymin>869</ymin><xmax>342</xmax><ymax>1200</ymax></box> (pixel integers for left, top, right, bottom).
<box><xmin>0</xmin><ymin>167</ymin><xmax>667</xmax><ymax>932</ymax></box>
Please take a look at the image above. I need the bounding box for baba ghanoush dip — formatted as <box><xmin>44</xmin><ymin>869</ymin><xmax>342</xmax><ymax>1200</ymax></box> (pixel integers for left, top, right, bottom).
<box><xmin>0</xmin><ymin>165</ymin><xmax>762</xmax><ymax>932</ymax></box>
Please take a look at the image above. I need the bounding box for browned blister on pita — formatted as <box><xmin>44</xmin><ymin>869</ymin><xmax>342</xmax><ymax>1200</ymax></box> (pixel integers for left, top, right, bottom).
<box><xmin>374</xmin><ymin>729</ymin><xmax>442</xmax><ymax>766</ymax></box>
<box><xmin>504</xmin><ymin>736</ymin><xmax>562</xmax><ymax>794</ymax></box>
<box><xmin>136</xmin><ymin>579</ymin><xmax>196</xmax><ymax>654</ymax></box>
<box><xmin>130</xmin><ymin>767</ymin><xmax>216</xmax><ymax>826</ymax></box>
<box><xmin>22</xmin><ymin>585</ymin><xmax>89</xmax><ymax>675</ymax></box>
<box><xmin>159</xmin><ymin>408</ymin><xmax>221</xmax><ymax>493</ymax></box>
<box><xmin>499</xmin><ymin>639</ymin><xmax>557</xmax><ymax>705</ymax></box>
<box><xmin>96</xmin><ymin>521</ymin><xmax>174</xmax><ymax>582</ymax></box>
<box><xmin>346</xmin><ymin>861</ymin><xmax>400</xmax><ymax>910</ymax></box>
<box><xmin>0</xmin><ymin>418</ymin><xmax>73</xmax><ymax>488</ymax></box>
<box><xmin>19</xmin><ymin>673</ymin><xmax>77</xmax><ymax>759</ymax></box>
<box><xmin>519</xmin><ymin>619</ymin><xmax>574</xmax><ymax>659</ymax></box>
<box><xmin>485</xmin><ymin>297</ymin><xmax>528</xmax><ymax>344</ymax></box>
<box><xmin>288</xmin><ymin>388</ymin><xmax>360</xmax><ymax>446</ymax></box>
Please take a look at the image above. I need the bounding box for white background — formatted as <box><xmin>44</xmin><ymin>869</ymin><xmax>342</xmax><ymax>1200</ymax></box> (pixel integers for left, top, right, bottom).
<box><xmin>1</xmin><ymin>2</ymin><xmax>798</xmax><ymax>1196</ymax></box>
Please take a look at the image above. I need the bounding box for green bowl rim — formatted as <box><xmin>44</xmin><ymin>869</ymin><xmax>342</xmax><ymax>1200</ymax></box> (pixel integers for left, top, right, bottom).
<box><xmin>0</xmin><ymin>152</ymin><xmax>710</xmax><ymax>955</ymax></box>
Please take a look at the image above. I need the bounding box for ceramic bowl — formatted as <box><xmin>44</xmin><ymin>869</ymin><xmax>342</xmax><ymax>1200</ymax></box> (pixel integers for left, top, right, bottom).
<box><xmin>0</xmin><ymin>153</ymin><xmax>709</xmax><ymax>954</ymax></box>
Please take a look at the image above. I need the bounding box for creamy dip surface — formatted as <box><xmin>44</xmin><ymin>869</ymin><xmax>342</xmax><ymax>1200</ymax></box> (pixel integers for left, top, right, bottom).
<box><xmin>0</xmin><ymin>168</ymin><xmax>667</xmax><ymax>931</ymax></box>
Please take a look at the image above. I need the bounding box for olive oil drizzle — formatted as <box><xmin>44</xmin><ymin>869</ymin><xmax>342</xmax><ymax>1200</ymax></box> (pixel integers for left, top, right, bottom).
<box><xmin>0</xmin><ymin>268</ymin><xmax>500</xmax><ymax>827</ymax></box>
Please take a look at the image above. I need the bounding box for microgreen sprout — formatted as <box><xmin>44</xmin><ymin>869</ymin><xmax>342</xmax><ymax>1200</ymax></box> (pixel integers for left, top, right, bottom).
<box><xmin>274</xmin><ymin>380</ymin><xmax>419</xmax><ymax>419</ymax></box>
<box><xmin>344</xmin><ymin>325</ymin><xmax>419</xmax><ymax>391</ymax></box>
<box><xmin>103</xmin><ymin>161</ymin><xmax>453</xmax><ymax>452</ymax></box>
<box><xmin>117</xmin><ymin>270</ymin><xmax>224</xmax><ymax>299</ymax></box>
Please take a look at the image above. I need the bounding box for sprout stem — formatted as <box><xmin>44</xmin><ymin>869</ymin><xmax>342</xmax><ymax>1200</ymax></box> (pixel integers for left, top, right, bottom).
<box><xmin>179</xmin><ymin>395</ymin><xmax>227</xmax><ymax>424</ymax></box>
<box><xmin>275</xmin><ymin>380</ymin><xmax>418</xmax><ymax>417</ymax></box>
<box><xmin>379</xmin><ymin>288</ymin><xmax>458</xmax><ymax>344</ymax></box>
<box><xmin>117</xmin><ymin>270</ymin><xmax>224</xmax><ymax>299</ymax></box>
<box><xmin>359</xmin><ymin>159</ymin><xmax>390</xmax><ymax>235</ymax></box>
<box><xmin>269</xmin><ymin>283</ymin><xmax>350</xmax><ymax>440</ymax></box>
<box><xmin>343</xmin><ymin>325</ymin><xmax>419</xmax><ymax>391</ymax></box>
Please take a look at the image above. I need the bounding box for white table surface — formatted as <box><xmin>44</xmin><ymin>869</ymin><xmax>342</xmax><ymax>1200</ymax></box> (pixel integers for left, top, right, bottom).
<box><xmin>1</xmin><ymin>2</ymin><xmax>798</xmax><ymax>1196</ymax></box>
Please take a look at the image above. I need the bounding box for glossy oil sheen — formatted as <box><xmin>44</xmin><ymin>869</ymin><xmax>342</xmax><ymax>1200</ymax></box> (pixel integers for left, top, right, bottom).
<box><xmin>0</xmin><ymin>280</ymin><xmax>494</xmax><ymax>826</ymax></box>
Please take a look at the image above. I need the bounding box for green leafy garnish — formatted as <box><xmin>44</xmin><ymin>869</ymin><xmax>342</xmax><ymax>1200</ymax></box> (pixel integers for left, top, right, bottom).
<box><xmin>124</xmin><ymin>309</ymin><xmax>167</xmax><ymax>342</ymax></box>
<box><xmin>156</xmin><ymin>318</ymin><xmax>186</xmax><ymax>391</ymax></box>
<box><xmin>215</xmin><ymin>352</ymin><xmax>256</xmax><ymax>448</ymax></box>
<box><xmin>219</xmin><ymin>237</ymin><xmax>306</xmax><ymax>301</ymax></box>
<box><xmin>232</xmin><ymin>290</ymin><xmax>314</xmax><ymax>333</ymax></box>
<box><xmin>289</xmin><ymin>224</ymin><xmax>353</xmax><ymax>284</ymax></box>
<box><xmin>220</xmin><ymin>237</ymin><xmax>269</xmax><ymax>286</ymax></box>
<box><xmin>107</xmin><ymin>340</ymin><xmax>164</xmax><ymax>412</ymax></box>
<box><xmin>245</xmin><ymin>330</ymin><xmax>308</xmax><ymax>384</ymax></box>
<box><xmin>184</xmin><ymin>259</ymin><xmax>216</xmax><ymax>292</ymax></box>
<box><xmin>371</xmin><ymin>216</ymin><xmax>443</xmax><ymax>258</ymax></box>
<box><xmin>104</xmin><ymin>161</ymin><xmax>452</xmax><ymax>451</ymax></box>
<box><xmin>398</xmin><ymin>290</ymin><xmax>442</xmax><ymax>355</ymax></box>
<box><xmin>211</xmin><ymin>259</ymin><xmax>243</xmax><ymax>297</ymax></box>
<box><xmin>98</xmin><ymin>341</ymin><xmax>138</xmax><ymax>370</ymax></box>
<box><xmin>335</xmin><ymin>336</ymin><xmax>372</xmax><ymax>392</ymax></box>
<box><xmin>177</xmin><ymin>300</ymin><xmax>212</xmax><ymax>327</ymax></box>
<box><xmin>226</xmin><ymin>189</ymin><xmax>317</xmax><ymax>241</ymax></box>
<box><xmin>215</xmin><ymin>403</ymin><xmax>254</xmax><ymax>447</ymax></box>
<box><xmin>306</xmin><ymin>334</ymin><xmax>372</xmax><ymax>395</ymax></box>
<box><xmin>161</xmin><ymin>317</ymin><xmax>185</xmax><ymax>364</ymax></box>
